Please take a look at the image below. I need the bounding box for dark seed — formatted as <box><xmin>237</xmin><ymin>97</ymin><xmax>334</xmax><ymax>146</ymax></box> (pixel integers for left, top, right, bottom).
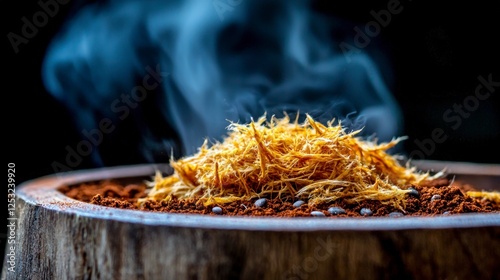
<box><xmin>389</xmin><ymin>211</ymin><xmax>404</xmax><ymax>218</ymax></box>
<box><xmin>310</xmin><ymin>211</ymin><xmax>325</xmax><ymax>217</ymax></box>
<box><xmin>293</xmin><ymin>200</ymin><xmax>305</xmax><ymax>208</ymax></box>
<box><xmin>328</xmin><ymin>207</ymin><xmax>346</xmax><ymax>215</ymax></box>
<box><xmin>254</xmin><ymin>198</ymin><xmax>267</xmax><ymax>208</ymax></box>
<box><xmin>407</xmin><ymin>187</ymin><xmax>419</xmax><ymax>197</ymax></box>
<box><xmin>431</xmin><ymin>194</ymin><xmax>441</xmax><ymax>201</ymax></box>
<box><xmin>360</xmin><ymin>208</ymin><xmax>373</xmax><ymax>216</ymax></box>
<box><xmin>212</xmin><ymin>206</ymin><xmax>222</xmax><ymax>215</ymax></box>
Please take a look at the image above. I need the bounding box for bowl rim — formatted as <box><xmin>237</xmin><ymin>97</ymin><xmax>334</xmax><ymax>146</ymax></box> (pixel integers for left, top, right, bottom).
<box><xmin>17</xmin><ymin>161</ymin><xmax>500</xmax><ymax>232</ymax></box>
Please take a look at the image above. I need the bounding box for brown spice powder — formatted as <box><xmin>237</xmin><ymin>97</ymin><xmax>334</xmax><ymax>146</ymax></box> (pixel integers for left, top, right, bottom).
<box><xmin>60</xmin><ymin>177</ymin><xmax>499</xmax><ymax>217</ymax></box>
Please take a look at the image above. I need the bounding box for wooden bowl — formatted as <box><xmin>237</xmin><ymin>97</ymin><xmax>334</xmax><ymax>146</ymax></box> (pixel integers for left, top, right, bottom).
<box><xmin>3</xmin><ymin>161</ymin><xmax>500</xmax><ymax>280</ymax></box>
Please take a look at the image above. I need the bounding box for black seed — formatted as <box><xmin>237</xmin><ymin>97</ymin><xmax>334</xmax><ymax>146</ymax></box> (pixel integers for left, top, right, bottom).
<box><xmin>431</xmin><ymin>194</ymin><xmax>441</xmax><ymax>201</ymax></box>
<box><xmin>212</xmin><ymin>206</ymin><xmax>222</xmax><ymax>215</ymax></box>
<box><xmin>407</xmin><ymin>187</ymin><xmax>419</xmax><ymax>197</ymax></box>
<box><xmin>254</xmin><ymin>198</ymin><xmax>267</xmax><ymax>208</ymax></box>
<box><xmin>293</xmin><ymin>200</ymin><xmax>305</xmax><ymax>208</ymax></box>
<box><xmin>328</xmin><ymin>207</ymin><xmax>346</xmax><ymax>215</ymax></box>
<box><xmin>310</xmin><ymin>211</ymin><xmax>325</xmax><ymax>217</ymax></box>
<box><xmin>389</xmin><ymin>211</ymin><xmax>404</xmax><ymax>218</ymax></box>
<box><xmin>360</xmin><ymin>208</ymin><xmax>373</xmax><ymax>216</ymax></box>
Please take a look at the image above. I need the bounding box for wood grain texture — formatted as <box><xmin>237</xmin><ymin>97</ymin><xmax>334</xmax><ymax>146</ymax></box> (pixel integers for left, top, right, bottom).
<box><xmin>2</xmin><ymin>162</ymin><xmax>500</xmax><ymax>280</ymax></box>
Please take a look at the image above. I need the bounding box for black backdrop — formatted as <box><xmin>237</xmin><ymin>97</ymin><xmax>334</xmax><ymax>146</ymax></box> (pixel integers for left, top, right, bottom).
<box><xmin>3</xmin><ymin>0</ymin><xmax>499</xmax><ymax>267</ymax></box>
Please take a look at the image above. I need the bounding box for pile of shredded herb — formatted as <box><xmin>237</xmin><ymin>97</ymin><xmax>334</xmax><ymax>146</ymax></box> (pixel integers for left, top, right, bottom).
<box><xmin>140</xmin><ymin>114</ymin><xmax>451</xmax><ymax>210</ymax></box>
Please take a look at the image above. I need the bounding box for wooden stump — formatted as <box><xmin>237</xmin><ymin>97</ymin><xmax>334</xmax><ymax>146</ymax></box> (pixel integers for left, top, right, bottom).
<box><xmin>3</xmin><ymin>162</ymin><xmax>500</xmax><ymax>280</ymax></box>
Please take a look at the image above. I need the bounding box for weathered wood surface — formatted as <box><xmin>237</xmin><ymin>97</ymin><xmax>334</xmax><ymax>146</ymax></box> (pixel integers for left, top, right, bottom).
<box><xmin>2</xmin><ymin>163</ymin><xmax>500</xmax><ymax>280</ymax></box>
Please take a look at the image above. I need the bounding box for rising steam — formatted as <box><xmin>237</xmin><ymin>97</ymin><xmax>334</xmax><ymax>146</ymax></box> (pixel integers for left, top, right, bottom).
<box><xmin>42</xmin><ymin>0</ymin><xmax>402</xmax><ymax>165</ymax></box>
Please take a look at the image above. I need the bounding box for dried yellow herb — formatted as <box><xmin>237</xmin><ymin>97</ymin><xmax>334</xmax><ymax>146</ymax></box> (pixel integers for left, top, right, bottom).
<box><xmin>141</xmin><ymin>114</ymin><xmax>440</xmax><ymax>210</ymax></box>
<box><xmin>466</xmin><ymin>191</ymin><xmax>500</xmax><ymax>204</ymax></box>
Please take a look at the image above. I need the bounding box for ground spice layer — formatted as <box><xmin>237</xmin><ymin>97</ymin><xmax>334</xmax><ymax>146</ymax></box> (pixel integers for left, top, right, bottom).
<box><xmin>59</xmin><ymin>178</ymin><xmax>499</xmax><ymax>217</ymax></box>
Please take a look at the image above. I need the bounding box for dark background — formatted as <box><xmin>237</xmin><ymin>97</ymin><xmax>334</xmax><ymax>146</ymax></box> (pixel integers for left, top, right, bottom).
<box><xmin>3</xmin><ymin>0</ymin><xmax>499</xmax><ymax>268</ymax></box>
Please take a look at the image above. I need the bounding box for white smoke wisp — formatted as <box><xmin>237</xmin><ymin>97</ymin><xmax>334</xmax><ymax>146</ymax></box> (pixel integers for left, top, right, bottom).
<box><xmin>42</xmin><ymin>0</ymin><xmax>402</xmax><ymax>164</ymax></box>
